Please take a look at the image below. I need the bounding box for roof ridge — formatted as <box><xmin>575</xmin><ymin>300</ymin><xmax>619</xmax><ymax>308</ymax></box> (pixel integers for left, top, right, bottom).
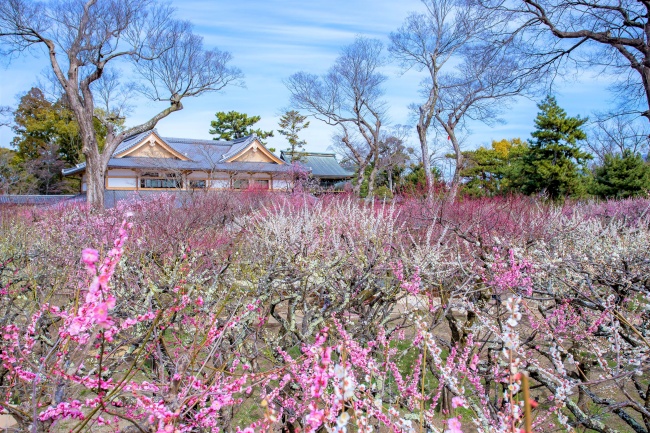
<box><xmin>164</xmin><ymin>137</ymin><xmax>230</xmax><ymax>144</ymax></box>
<box><xmin>219</xmin><ymin>135</ymin><xmax>257</xmax><ymax>162</ymax></box>
<box><xmin>282</xmin><ymin>151</ymin><xmax>337</xmax><ymax>157</ymax></box>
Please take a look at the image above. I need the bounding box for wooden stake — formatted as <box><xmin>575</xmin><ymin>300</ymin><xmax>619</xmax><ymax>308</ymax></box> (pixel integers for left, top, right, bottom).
<box><xmin>522</xmin><ymin>372</ymin><xmax>532</xmax><ymax>433</ymax></box>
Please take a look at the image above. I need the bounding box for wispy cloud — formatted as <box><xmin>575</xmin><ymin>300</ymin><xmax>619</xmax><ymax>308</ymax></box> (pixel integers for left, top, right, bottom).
<box><xmin>0</xmin><ymin>0</ymin><xmax>619</xmax><ymax>152</ymax></box>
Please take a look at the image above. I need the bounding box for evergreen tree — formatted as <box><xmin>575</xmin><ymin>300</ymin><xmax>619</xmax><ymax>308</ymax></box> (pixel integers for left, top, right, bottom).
<box><xmin>457</xmin><ymin>138</ymin><xmax>527</xmax><ymax>197</ymax></box>
<box><xmin>209</xmin><ymin>111</ymin><xmax>274</xmax><ymax>142</ymax></box>
<box><xmin>277</xmin><ymin>110</ymin><xmax>309</xmax><ymax>161</ymax></box>
<box><xmin>517</xmin><ymin>96</ymin><xmax>591</xmax><ymax>200</ymax></box>
<box><xmin>12</xmin><ymin>88</ymin><xmax>83</xmax><ymax>165</ymax></box>
<box><xmin>591</xmin><ymin>150</ymin><xmax>650</xmax><ymax>198</ymax></box>
<box><xmin>11</xmin><ymin>88</ymin><xmax>103</xmax><ymax>193</ymax></box>
<box><xmin>400</xmin><ymin>163</ymin><xmax>443</xmax><ymax>196</ymax></box>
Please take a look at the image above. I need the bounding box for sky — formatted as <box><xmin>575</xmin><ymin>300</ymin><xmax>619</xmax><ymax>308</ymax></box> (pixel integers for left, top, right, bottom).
<box><xmin>0</xmin><ymin>0</ymin><xmax>617</xmax><ymax>161</ymax></box>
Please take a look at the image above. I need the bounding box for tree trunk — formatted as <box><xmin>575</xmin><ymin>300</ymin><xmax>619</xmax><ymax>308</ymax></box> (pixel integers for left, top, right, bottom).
<box><xmin>352</xmin><ymin>163</ymin><xmax>367</xmax><ymax>196</ymax></box>
<box><xmin>448</xmin><ymin>134</ymin><xmax>463</xmax><ymax>201</ymax></box>
<box><xmin>63</xmin><ymin>81</ymin><xmax>108</xmax><ymax>211</ymax></box>
<box><xmin>85</xmin><ymin>151</ymin><xmax>105</xmax><ymax>210</ymax></box>
<box><xmin>416</xmin><ymin>123</ymin><xmax>434</xmax><ymax>200</ymax></box>
<box><xmin>367</xmin><ymin>163</ymin><xmax>379</xmax><ymax>198</ymax></box>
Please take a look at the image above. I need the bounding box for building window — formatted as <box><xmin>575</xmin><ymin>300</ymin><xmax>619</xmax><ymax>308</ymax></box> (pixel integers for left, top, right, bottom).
<box><xmin>189</xmin><ymin>180</ymin><xmax>207</xmax><ymax>189</ymax></box>
<box><xmin>140</xmin><ymin>173</ymin><xmax>181</xmax><ymax>189</ymax></box>
<box><xmin>233</xmin><ymin>179</ymin><xmax>249</xmax><ymax>190</ymax></box>
<box><xmin>254</xmin><ymin>179</ymin><xmax>269</xmax><ymax>189</ymax></box>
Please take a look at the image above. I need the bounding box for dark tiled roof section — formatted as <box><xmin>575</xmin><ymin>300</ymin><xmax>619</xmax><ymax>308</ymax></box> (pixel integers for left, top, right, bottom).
<box><xmin>113</xmin><ymin>130</ymin><xmax>157</xmax><ymax>155</ymax></box>
<box><xmin>281</xmin><ymin>152</ymin><xmax>354</xmax><ymax>179</ymax></box>
<box><xmin>163</xmin><ymin>137</ymin><xmax>225</xmax><ymax>145</ymax></box>
<box><xmin>219</xmin><ymin>135</ymin><xmax>257</xmax><ymax>161</ymax></box>
<box><xmin>62</xmin><ymin>162</ymin><xmax>87</xmax><ymax>176</ymax></box>
<box><xmin>162</xmin><ymin>140</ymin><xmax>232</xmax><ymax>163</ymax></box>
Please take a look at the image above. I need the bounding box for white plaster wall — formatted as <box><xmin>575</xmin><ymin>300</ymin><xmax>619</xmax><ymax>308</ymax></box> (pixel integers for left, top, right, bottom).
<box><xmin>273</xmin><ymin>180</ymin><xmax>291</xmax><ymax>190</ymax></box>
<box><xmin>210</xmin><ymin>179</ymin><xmax>230</xmax><ymax>189</ymax></box>
<box><xmin>108</xmin><ymin>169</ymin><xmax>136</xmax><ymax>176</ymax></box>
<box><xmin>107</xmin><ymin>177</ymin><xmax>137</xmax><ymax>188</ymax></box>
<box><xmin>187</xmin><ymin>171</ymin><xmax>208</xmax><ymax>180</ymax></box>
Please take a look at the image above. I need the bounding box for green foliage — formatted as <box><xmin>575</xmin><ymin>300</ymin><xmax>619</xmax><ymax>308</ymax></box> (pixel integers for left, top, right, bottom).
<box><xmin>209</xmin><ymin>111</ymin><xmax>274</xmax><ymax>142</ymax></box>
<box><xmin>591</xmin><ymin>150</ymin><xmax>650</xmax><ymax>198</ymax></box>
<box><xmin>398</xmin><ymin>163</ymin><xmax>442</xmax><ymax>195</ymax></box>
<box><xmin>12</xmin><ymin>88</ymin><xmax>83</xmax><ymax>166</ymax></box>
<box><xmin>277</xmin><ymin>110</ymin><xmax>309</xmax><ymax>161</ymax></box>
<box><xmin>0</xmin><ymin>148</ymin><xmax>36</xmax><ymax>194</ymax></box>
<box><xmin>457</xmin><ymin>138</ymin><xmax>527</xmax><ymax>197</ymax></box>
<box><xmin>515</xmin><ymin>96</ymin><xmax>591</xmax><ymax>200</ymax></box>
<box><xmin>10</xmin><ymin>88</ymin><xmax>99</xmax><ymax>194</ymax></box>
<box><xmin>374</xmin><ymin>185</ymin><xmax>393</xmax><ymax>200</ymax></box>
<box><xmin>357</xmin><ymin>164</ymin><xmax>373</xmax><ymax>198</ymax></box>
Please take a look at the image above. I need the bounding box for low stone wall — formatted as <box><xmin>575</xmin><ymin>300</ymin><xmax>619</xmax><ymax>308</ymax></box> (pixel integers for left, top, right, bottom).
<box><xmin>0</xmin><ymin>195</ymin><xmax>83</xmax><ymax>206</ymax></box>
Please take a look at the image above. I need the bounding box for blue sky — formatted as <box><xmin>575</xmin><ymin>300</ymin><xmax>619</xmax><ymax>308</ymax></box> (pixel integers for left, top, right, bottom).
<box><xmin>0</xmin><ymin>0</ymin><xmax>617</xmax><ymax>160</ymax></box>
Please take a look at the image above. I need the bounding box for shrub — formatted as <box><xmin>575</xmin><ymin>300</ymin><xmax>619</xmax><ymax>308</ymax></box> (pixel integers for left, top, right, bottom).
<box><xmin>0</xmin><ymin>193</ymin><xmax>648</xmax><ymax>433</ymax></box>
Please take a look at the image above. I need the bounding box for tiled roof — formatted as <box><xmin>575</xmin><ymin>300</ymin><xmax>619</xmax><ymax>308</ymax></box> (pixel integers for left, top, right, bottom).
<box><xmin>62</xmin><ymin>162</ymin><xmax>87</xmax><ymax>176</ymax></box>
<box><xmin>219</xmin><ymin>135</ymin><xmax>257</xmax><ymax>161</ymax></box>
<box><xmin>280</xmin><ymin>151</ymin><xmax>354</xmax><ymax>179</ymax></box>
<box><xmin>63</xmin><ymin>131</ymin><xmax>346</xmax><ymax>179</ymax></box>
<box><xmin>113</xmin><ymin>130</ymin><xmax>156</xmax><ymax>155</ymax></box>
<box><xmin>63</xmin><ymin>131</ymin><xmax>279</xmax><ymax>176</ymax></box>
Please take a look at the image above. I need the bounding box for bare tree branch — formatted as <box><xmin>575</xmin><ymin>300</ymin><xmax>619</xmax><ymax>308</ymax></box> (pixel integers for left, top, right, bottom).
<box><xmin>479</xmin><ymin>0</ymin><xmax>650</xmax><ymax>121</ymax></box>
<box><xmin>286</xmin><ymin>37</ymin><xmax>387</xmax><ymax>197</ymax></box>
<box><xmin>390</xmin><ymin>0</ymin><xmax>541</xmax><ymax>200</ymax></box>
<box><xmin>0</xmin><ymin>0</ymin><xmax>243</xmax><ymax>209</ymax></box>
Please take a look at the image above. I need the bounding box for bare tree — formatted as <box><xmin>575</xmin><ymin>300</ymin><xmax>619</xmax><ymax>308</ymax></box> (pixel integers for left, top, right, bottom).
<box><xmin>377</xmin><ymin>126</ymin><xmax>416</xmax><ymax>193</ymax></box>
<box><xmin>390</xmin><ymin>0</ymin><xmax>538</xmax><ymax>199</ymax></box>
<box><xmin>24</xmin><ymin>141</ymin><xmax>71</xmax><ymax>195</ymax></box>
<box><xmin>588</xmin><ymin>112</ymin><xmax>650</xmax><ymax>164</ymax></box>
<box><xmin>286</xmin><ymin>37</ymin><xmax>387</xmax><ymax>197</ymax></box>
<box><xmin>480</xmin><ymin>0</ymin><xmax>650</xmax><ymax>123</ymax></box>
<box><xmin>0</xmin><ymin>0</ymin><xmax>242</xmax><ymax>209</ymax></box>
<box><xmin>0</xmin><ymin>106</ymin><xmax>11</xmax><ymax>127</ymax></box>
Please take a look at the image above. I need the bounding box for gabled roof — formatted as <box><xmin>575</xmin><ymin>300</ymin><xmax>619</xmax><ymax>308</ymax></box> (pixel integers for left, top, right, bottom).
<box><xmin>220</xmin><ymin>136</ymin><xmax>258</xmax><ymax>161</ymax></box>
<box><xmin>114</xmin><ymin>130</ymin><xmax>190</xmax><ymax>160</ymax></box>
<box><xmin>62</xmin><ymin>131</ymin><xmax>291</xmax><ymax>176</ymax></box>
<box><xmin>113</xmin><ymin>130</ymin><xmax>155</xmax><ymax>155</ymax></box>
<box><xmin>280</xmin><ymin>151</ymin><xmax>354</xmax><ymax>179</ymax></box>
<box><xmin>221</xmin><ymin>135</ymin><xmax>285</xmax><ymax>164</ymax></box>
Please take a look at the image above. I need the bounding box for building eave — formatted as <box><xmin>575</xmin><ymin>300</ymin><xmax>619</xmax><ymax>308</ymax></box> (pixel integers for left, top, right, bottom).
<box><xmin>62</xmin><ymin>163</ymin><xmax>87</xmax><ymax>176</ymax></box>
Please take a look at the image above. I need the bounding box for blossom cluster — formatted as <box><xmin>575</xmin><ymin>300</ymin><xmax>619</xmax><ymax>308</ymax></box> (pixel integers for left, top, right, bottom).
<box><xmin>0</xmin><ymin>194</ymin><xmax>648</xmax><ymax>433</ymax></box>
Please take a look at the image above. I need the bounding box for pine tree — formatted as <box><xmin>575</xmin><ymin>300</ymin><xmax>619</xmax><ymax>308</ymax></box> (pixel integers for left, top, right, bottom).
<box><xmin>209</xmin><ymin>111</ymin><xmax>274</xmax><ymax>142</ymax></box>
<box><xmin>517</xmin><ymin>96</ymin><xmax>591</xmax><ymax>200</ymax></box>
<box><xmin>592</xmin><ymin>150</ymin><xmax>650</xmax><ymax>198</ymax></box>
<box><xmin>277</xmin><ymin>110</ymin><xmax>309</xmax><ymax>161</ymax></box>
